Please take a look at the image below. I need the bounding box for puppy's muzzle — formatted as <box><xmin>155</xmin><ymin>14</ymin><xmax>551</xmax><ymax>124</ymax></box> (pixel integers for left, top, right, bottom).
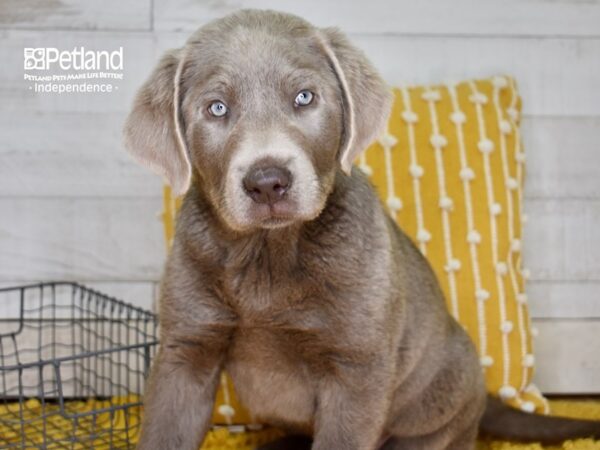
<box><xmin>243</xmin><ymin>166</ymin><xmax>292</xmax><ymax>205</ymax></box>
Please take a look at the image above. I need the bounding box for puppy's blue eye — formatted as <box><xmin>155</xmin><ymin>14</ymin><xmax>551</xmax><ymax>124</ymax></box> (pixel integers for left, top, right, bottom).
<box><xmin>294</xmin><ymin>90</ymin><xmax>314</xmax><ymax>107</ymax></box>
<box><xmin>208</xmin><ymin>101</ymin><xmax>228</xmax><ymax>117</ymax></box>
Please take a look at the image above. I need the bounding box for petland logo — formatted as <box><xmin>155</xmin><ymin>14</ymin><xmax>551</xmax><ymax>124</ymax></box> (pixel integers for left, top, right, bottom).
<box><xmin>23</xmin><ymin>46</ymin><xmax>124</xmax><ymax>94</ymax></box>
<box><xmin>24</xmin><ymin>47</ymin><xmax>123</xmax><ymax>71</ymax></box>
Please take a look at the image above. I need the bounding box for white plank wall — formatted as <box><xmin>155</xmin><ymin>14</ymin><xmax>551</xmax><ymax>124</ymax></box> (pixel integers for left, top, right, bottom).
<box><xmin>0</xmin><ymin>0</ymin><xmax>599</xmax><ymax>393</ymax></box>
<box><xmin>0</xmin><ymin>0</ymin><xmax>152</xmax><ymax>31</ymax></box>
<box><xmin>153</xmin><ymin>0</ymin><xmax>600</xmax><ymax>37</ymax></box>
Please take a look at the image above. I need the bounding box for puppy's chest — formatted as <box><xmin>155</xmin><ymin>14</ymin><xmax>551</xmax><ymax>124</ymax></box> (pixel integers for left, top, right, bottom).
<box><xmin>226</xmin><ymin>327</ymin><xmax>317</xmax><ymax>428</ymax></box>
<box><xmin>224</xmin><ymin>301</ymin><xmax>326</xmax><ymax>428</ymax></box>
<box><xmin>221</xmin><ymin>252</ymin><xmax>325</xmax><ymax>320</ymax></box>
<box><xmin>220</xmin><ymin>263</ymin><xmax>340</xmax><ymax>426</ymax></box>
<box><xmin>219</xmin><ymin>253</ymin><xmax>359</xmax><ymax>358</ymax></box>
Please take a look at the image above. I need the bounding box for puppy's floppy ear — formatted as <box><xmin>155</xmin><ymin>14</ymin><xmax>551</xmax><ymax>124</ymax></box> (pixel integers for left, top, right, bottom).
<box><xmin>318</xmin><ymin>28</ymin><xmax>393</xmax><ymax>174</ymax></box>
<box><xmin>123</xmin><ymin>49</ymin><xmax>191</xmax><ymax>195</ymax></box>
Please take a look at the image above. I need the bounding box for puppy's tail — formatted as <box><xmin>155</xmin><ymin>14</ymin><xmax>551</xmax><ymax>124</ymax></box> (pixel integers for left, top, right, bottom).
<box><xmin>480</xmin><ymin>395</ymin><xmax>600</xmax><ymax>444</ymax></box>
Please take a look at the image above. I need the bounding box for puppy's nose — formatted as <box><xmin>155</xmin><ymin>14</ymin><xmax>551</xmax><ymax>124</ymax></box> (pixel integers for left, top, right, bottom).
<box><xmin>243</xmin><ymin>166</ymin><xmax>291</xmax><ymax>204</ymax></box>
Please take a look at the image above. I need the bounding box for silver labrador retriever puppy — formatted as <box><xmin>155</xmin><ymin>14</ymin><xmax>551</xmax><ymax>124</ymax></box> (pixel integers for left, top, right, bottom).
<box><xmin>124</xmin><ymin>9</ymin><xmax>600</xmax><ymax>450</ymax></box>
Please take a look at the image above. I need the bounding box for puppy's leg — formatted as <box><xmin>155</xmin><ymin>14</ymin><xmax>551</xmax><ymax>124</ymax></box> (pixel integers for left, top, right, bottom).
<box><xmin>378</xmin><ymin>437</ymin><xmax>401</xmax><ymax>450</ymax></box>
<box><xmin>381</xmin><ymin>431</ymin><xmax>478</xmax><ymax>450</ymax></box>
<box><xmin>378</xmin><ymin>432</ymin><xmax>478</xmax><ymax>450</ymax></box>
<box><xmin>383</xmin><ymin>396</ymin><xmax>483</xmax><ymax>450</ymax></box>
<box><xmin>311</xmin><ymin>374</ymin><xmax>391</xmax><ymax>450</ymax></box>
<box><xmin>445</xmin><ymin>424</ymin><xmax>478</xmax><ymax>450</ymax></box>
<box><xmin>136</xmin><ymin>336</ymin><xmax>225</xmax><ymax>450</ymax></box>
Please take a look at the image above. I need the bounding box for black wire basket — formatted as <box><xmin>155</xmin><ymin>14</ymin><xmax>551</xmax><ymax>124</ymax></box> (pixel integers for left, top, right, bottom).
<box><xmin>0</xmin><ymin>282</ymin><xmax>159</xmax><ymax>449</ymax></box>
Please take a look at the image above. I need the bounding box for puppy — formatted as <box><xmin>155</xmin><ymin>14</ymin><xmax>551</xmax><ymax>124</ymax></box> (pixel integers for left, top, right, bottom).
<box><xmin>124</xmin><ymin>9</ymin><xmax>600</xmax><ymax>450</ymax></box>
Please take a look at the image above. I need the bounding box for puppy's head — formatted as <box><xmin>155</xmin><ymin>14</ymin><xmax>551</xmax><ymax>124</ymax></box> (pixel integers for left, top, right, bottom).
<box><xmin>124</xmin><ymin>10</ymin><xmax>392</xmax><ymax>232</ymax></box>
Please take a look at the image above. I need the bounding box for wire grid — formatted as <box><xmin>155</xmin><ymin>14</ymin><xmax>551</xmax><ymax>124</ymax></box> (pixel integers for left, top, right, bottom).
<box><xmin>0</xmin><ymin>282</ymin><xmax>158</xmax><ymax>449</ymax></box>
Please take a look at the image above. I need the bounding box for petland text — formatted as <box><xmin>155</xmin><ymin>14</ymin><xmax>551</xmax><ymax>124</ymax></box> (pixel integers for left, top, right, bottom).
<box><xmin>24</xmin><ymin>47</ymin><xmax>123</xmax><ymax>71</ymax></box>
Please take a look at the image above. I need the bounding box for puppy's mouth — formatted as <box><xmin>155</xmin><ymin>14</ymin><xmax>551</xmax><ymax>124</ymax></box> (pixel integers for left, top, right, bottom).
<box><xmin>249</xmin><ymin>200</ymin><xmax>298</xmax><ymax>229</ymax></box>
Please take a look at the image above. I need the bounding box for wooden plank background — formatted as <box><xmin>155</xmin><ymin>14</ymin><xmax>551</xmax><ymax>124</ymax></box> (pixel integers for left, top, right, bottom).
<box><xmin>0</xmin><ymin>0</ymin><xmax>599</xmax><ymax>393</ymax></box>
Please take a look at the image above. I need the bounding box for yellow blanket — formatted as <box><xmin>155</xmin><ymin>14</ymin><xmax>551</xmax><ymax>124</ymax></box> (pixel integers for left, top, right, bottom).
<box><xmin>1</xmin><ymin>397</ymin><xmax>598</xmax><ymax>449</ymax></box>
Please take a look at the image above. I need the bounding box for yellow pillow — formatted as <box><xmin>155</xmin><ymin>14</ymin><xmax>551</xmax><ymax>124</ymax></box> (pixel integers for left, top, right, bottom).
<box><xmin>361</xmin><ymin>76</ymin><xmax>546</xmax><ymax>413</ymax></box>
<box><xmin>161</xmin><ymin>75</ymin><xmax>547</xmax><ymax>429</ymax></box>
